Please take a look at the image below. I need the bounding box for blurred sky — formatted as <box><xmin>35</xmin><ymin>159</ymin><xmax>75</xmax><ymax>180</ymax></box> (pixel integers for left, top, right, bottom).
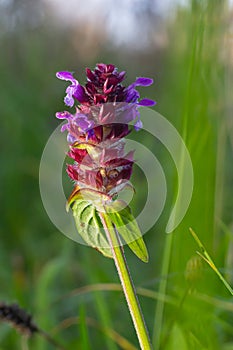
<box><xmin>40</xmin><ymin>0</ymin><xmax>188</xmax><ymax>48</ymax></box>
<box><xmin>0</xmin><ymin>0</ymin><xmax>179</xmax><ymax>50</ymax></box>
<box><xmin>44</xmin><ymin>0</ymin><xmax>188</xmax><ymax>18</ymax></box>
<box><xmin>1</xmin><ymin>0</ymin><xmax>232</xmax><ymax>49</ymax></box>
<box><xmin>44</xmin><ymin>0</ymin><xmax>233</xmax><ymax>47</ymax></box>
<box><xmin>43</xmin><ymin>0</ymin><xmax>233</xmax><ymax>19</ymax></box>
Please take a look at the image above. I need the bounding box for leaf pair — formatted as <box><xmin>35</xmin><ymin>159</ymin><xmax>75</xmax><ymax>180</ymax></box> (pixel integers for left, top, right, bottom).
<box><xmin>67</xmin><ymin>188</ymin><xmax>148</xmax><ymax>262</ymax></box>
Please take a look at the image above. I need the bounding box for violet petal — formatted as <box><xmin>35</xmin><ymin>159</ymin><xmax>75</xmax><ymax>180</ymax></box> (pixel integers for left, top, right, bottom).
<box><xmin>134</xmin><ymin>119</ymin><xmax>143</xmax><ymax>131</ymax></box>
<box><xmin>56</xmin><ymin>111</ymin><xmax>73</xmax><ymax>119</ymax></box>
<box><xmin>135</xmin><ymin>77</ymin><xmax>154</xmax><ymax>86</ymax></box>
<box><xmin>73</xmin><ymin>84</ymin><xmax>88</xmax><ymax>103</ymax></box>
<box><xmin>56</xmin><ymin>71</ymin><xmax>76</xmax><ymax>81</ymax></box>
<box><xmin>61</xmin><ymin>123</ymin><xmax>69</xmax><ymax>132</ymax></box>
<box><xmin>138</xmin><ymin>98</ymin><xmax>156</xmax><ymax>107</ymax></box>
<box><xmin>67</xmin><ymin>133</ymin><xmax>76</xmax><ymax>143</ymax></box>
<box><xmin>118</xmin><ymin>71</ymin><xmax>126</xmax><ymax>81</ymax></box>
<box><xmin>125</xmin><ymin>87</ymin><xmax>139</xmax><ymax>103</ymax></box>
<box><xmin>64</xmin><ymin>93</ymin><xmax>74</xmax><ymax>107</ymax></box>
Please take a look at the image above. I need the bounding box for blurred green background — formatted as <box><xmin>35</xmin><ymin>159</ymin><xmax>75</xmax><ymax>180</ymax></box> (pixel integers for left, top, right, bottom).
<box><xmin>0</xmin><ymin>0</ymin><xmax>233</xmax><ymax>349</ymax></box>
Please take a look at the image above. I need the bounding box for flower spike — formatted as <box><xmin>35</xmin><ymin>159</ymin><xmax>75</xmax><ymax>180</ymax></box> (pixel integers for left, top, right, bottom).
<box><xmin>56</xmin><ymin>63</ymin><xmax>155</xmax><ymax>259</ymax></box>
<box><xmin>56</xmin><ymin>63</ymin><xmax>155</xmax><ymax>349</ymax></box>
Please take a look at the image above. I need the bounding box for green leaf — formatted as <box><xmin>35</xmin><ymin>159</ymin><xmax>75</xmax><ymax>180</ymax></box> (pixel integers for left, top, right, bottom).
<box><xmin>72</xmin><ymin>199</ymin><xmax>113</xmax><ymax>259</ymax></box>
<box><xmin>68</xmin><ymin>189</ymin><xmax>148</xmax><ymax>262</ymax></box>
<box><xmin>106</xmin><ymin>200</ymin><xmax>149</xmax><ymax>263</ymax></box>
<box><xmin>189</xmin><ymin>228</ymin><xmax>233</xmax><ymax>295</ymax></box>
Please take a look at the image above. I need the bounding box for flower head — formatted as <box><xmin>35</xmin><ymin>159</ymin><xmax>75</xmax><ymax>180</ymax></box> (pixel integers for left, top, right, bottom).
<box><xmin>56</xmin><ymin>63</ymin><xmax>155</xmax><ymax>200</ymax></box>
<box><xmin>57</xmin><ymin>63</ymin><xmax>156</xmax><ymax>133</ymax></box>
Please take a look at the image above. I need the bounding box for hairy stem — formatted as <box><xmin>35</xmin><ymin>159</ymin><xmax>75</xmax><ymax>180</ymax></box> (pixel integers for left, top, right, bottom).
<box><xmin>99</xmin><ymin>212</ymin><xmax>152</xmax><ymax>350</ymax></box>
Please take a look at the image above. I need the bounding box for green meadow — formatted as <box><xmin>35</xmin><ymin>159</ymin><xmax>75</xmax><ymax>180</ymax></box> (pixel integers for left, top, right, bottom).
<box><xmin>0</xmin><ymin>0</ymin><xmax>232</xmax><ymax>349</ymax></box>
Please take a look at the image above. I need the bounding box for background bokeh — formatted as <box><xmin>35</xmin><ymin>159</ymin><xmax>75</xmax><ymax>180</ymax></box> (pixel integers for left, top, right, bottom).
<box><xmin>0</xmin><ymin>0</ymin><xmax>233</xmax><ymax>349</ymax></box>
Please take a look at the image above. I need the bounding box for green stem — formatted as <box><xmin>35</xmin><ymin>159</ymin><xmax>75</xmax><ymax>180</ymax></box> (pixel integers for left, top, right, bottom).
<box><xmin>99</xmin><ymin>212</ymin><xmax>152</xmax><ymax>350</ymax></box>
<box><xmin>189</xmin><ymin>228</ymin><xmax>233</xmax><ymax>296</ymax></box>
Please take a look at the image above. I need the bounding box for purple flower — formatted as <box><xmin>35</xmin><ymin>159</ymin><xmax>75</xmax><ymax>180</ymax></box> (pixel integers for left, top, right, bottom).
<box><xmin>56</xmin><ymin>64</ymin><xmax>155</xmax><ymax>129</ymax></box>
<box><xmin>56</xmin><ymin>71</ymin><xmax>82</xmax><ymax>107</ymax></box>
<box><xmin>125</xmin><ymin>77</ymin><xmax>156</xmax><ymax>108</ymax></box>
<box><xmin>56</xmin><ymin>63</ymin><xmax>156</xmax><ymax>199</ymax></box>
<box><xmin>56</xmin><ymin>109</ymin><xmax>95</xmax><ymax>142</ymax></box>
